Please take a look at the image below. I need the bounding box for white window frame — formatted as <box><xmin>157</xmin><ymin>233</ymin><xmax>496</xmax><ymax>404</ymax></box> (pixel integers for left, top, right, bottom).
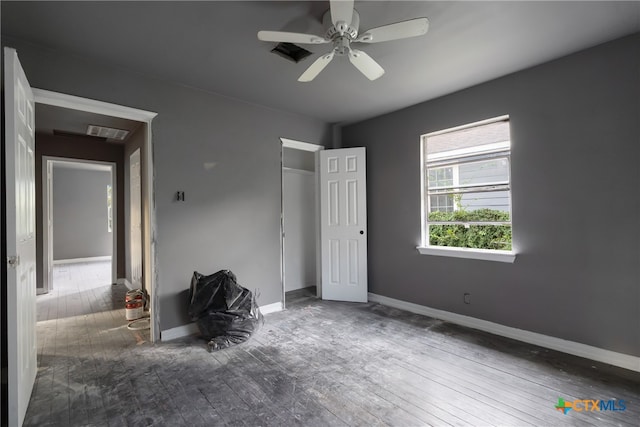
<box><xmin>417</xmin><ymin>115</ymin><xmax>516</xmax><ymax>263</ymax></box>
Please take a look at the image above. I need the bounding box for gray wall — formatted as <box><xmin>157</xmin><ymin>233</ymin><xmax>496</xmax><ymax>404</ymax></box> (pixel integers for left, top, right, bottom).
<box><xmin>2</xmin><ymin>36</ymin><xmax>332</xmax><ymax>332</ymax></box>
<box><xmin>342</xmin><ymin>33</ymin><xmax>640</xmax><ymax>357</ymax></box>
<box><xmin>52</xmin><ymin>165</ymin><xmax>112</xmax><ymax>260</ymax></box>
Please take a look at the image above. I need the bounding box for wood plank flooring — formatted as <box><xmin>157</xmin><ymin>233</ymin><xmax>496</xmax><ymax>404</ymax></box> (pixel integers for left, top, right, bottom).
<box><xmin>26</xmin><ymin>276</ymin><xmax>640</xmax><ymax>426</ymax></box>
<box><xmin>37</xmin><ymin>260</ymin><xmax>117</xmax><ymax>322</ymax></box>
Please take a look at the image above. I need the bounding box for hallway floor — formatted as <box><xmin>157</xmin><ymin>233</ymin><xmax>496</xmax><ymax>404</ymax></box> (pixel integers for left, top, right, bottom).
<box><xmin>26</xmin><ymin>273</ymin><xmax>640</xmax><ymax>426</ymax></box>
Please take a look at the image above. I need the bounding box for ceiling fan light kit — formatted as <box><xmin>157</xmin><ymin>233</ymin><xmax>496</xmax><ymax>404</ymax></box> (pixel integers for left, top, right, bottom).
<box><xmin>258</xmin><ymin>0</ymin><xmax>429</xmax><ymax>82</ymax></box>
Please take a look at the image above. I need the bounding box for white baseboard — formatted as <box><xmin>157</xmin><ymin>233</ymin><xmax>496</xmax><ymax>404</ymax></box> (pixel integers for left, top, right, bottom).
<box><xmin>260</xmin><ymin>301</ymin><xmax>283</xmax><ymax>315</ymax></box>
<box><xmin>160</xmin><ymin>301</ymin><xmax>284</xmax><ymax>341</ymax></box>
<box><xmin>368</xmin><ymin>292</ymin><xmax>640</xmax><ymax>373</ymax></box>
<box><xmin>53</xmin><ymin>256</ymin><xmax>111</xmax><ymax>265</ymax></box>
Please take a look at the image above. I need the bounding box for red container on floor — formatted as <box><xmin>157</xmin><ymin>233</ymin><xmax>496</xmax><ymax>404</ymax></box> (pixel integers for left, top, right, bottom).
<box><xmin>125</xmin><ymin>289</ymin><xmax>144</xmax><ymax>320</ymax></box>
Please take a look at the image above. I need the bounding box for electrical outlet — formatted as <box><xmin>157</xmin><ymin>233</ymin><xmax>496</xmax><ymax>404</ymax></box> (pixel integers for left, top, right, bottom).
<box><xmin>464</xmin><ymin>293</ymin><xmax>471</xmax><ymax>304</ymax></box>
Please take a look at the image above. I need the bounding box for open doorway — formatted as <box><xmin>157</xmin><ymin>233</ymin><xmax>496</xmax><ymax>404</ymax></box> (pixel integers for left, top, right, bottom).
<box><xmin>280</xmin><ymin>138</ymin><xmax>323</xmax><ymax>308</ymax></box>
<box><xmin>41</xmin><ymin>158</ymin><xmax>117</xmax><ymax>296</ymax></box>
<box><xmin>33</xmin><ymin>89</ymin><xmax>159</xmax><ymax>341</ymax></box>
<box><xmin>38</xmin><ymin>158</ymin><xmax>115</xmax><ymax>317</ymax></box>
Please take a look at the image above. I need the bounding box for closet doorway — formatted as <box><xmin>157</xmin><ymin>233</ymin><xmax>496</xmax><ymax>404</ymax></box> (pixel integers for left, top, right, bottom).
<box><xmin>280</xmin><ymin>139</ymin><xmax>323</xmax><ymax>307</ymax></box>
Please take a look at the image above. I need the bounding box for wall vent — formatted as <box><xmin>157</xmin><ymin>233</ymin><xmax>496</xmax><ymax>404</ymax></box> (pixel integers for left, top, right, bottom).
<box><xmin>87</xmin><ymin>125</ymin><xmax>130</xmax><ymax>141</ymax></box>
<box><xmin>271</xmin><ymin>42</ymin><xmax>312</xmax><ymax>63</ymax></box>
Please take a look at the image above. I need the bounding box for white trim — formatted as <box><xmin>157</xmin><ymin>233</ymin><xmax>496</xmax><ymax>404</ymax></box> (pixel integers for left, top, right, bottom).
<box><xmin>53</xmin><ymin>256</ymin><xmax>112</xmax><ymax>265</ymax></box>
<box><xmin>33</xmin><ymin>88</ymin><xmax>157</xmax><ymax>121</ymax></box>
<box><xmin>427</xmin><ymin>141</ymin><xmax>510</xmax><ymax>162</ymax></box>
<box><xmin>143</xmin><ymin>123</ymin><xmax>159</xmax><ymax>342</ymax></box>
<box><xmin>160</xmin><ymin>301</ymin><xmax>284</xmax><ymax>341</ymax></box>
<box><xmin>417</xmin><ymin>245</ymin><xmax>516</xmax><ymax>263</ymax></box>
<box><xmin>420</xmin><ymin>135</ymin><xmax>427</xmax><ymax>245</ymax></box>
<box><xmin>161</xmin><ymin>323</ymin><xmax>200</xmax><ymax>341</ymax></box>
<box><xmin>280</xmin><ymin>138</ymin><xmax>325</xmax><ymax>152</ymax></box>
<box><xmin>260</xmin><ymin>301</ymin><xmax>284</xmax><ymax>315</ymax></box>
<box><xmin>368</xmin><ymin>293</ymin><xmax>640</xmax><ymax>372</ymax></box>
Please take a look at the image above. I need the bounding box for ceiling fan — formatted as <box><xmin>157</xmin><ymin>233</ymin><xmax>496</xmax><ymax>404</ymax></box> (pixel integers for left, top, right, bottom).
<box><xmin>258</xmin><ymin>0</ymin><xmax>429</xmax><ymax>82</ymax></box>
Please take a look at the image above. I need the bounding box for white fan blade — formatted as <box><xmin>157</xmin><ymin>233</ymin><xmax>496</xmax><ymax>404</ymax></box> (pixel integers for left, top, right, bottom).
<box><xmin>330</xmin><ymin>0</ymin><xmax>354</xmax><ymax>29</ymax></box>
<box><xmin>348</xmin><ymin>49</ymin><xmax>385</xmax><ymax>80</ymax></box>
<box><xmin>356</xmin><ymin>18</ymin><xmax>429</xmax><ymax>43</ymax></box>
<box><xmin>258</xmin><ymin>31</ymin><xmax>329</xmax><ymax>44</ymax></box>
<box><xmin>298</xmin><ymin>52</ymin><xmax>335</xmax><ymax>82</ymax></box>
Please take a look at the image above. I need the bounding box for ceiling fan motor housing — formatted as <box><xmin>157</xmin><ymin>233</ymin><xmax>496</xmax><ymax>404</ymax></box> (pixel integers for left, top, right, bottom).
<box><xmin>323</xmin><ymin>9</ymin><xmax>360</xmax><ymax>40</ymax></box>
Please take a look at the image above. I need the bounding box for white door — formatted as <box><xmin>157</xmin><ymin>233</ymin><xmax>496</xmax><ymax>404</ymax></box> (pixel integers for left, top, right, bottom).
<box><xmin>4</xmin><ymin>47</ymin><xmax>37</xmax><ymax>427</ymax></box>
<box><xmin>319</xmin><ymin>147</ymin><xmax>367</xmax><ymax>302</ymax></box>
<box><xmin>130</xmin><ymin>148</ymin><xmax>143</xmax><ymax>288</ymax></box>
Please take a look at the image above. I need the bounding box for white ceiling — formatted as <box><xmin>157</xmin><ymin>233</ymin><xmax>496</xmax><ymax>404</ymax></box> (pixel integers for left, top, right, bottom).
<box><xmin>2</xmin><ymin>1</ymin><xmax>639</xmax><ymax>124</ymax></box>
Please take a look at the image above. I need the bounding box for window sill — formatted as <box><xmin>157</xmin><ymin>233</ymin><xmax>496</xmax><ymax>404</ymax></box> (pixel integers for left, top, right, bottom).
<box><xmin>416</xmin><ymin>245</ymin><xmax>516</xmax><ymax>263</ymax></box>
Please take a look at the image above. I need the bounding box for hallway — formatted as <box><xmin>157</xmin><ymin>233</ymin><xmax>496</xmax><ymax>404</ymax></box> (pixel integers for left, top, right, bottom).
<box><xmin>29</xmin><ymin>261</ymin><xmax>151</xmax><ymax>425</ymax></box>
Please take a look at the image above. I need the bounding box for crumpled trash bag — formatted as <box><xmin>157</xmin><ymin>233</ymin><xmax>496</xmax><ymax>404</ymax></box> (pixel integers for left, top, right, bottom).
<box><xmin>188</xmin><ymin>270</ymin><xmax>263</xmax><ymax>351</ymax></box>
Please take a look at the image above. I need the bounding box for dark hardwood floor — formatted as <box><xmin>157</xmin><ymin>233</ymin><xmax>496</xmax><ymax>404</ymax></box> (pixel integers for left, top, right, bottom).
<box><xmin>26</xmin><ymin>274</ymin><xmax>639</xmax><ymax>426</ymax></box>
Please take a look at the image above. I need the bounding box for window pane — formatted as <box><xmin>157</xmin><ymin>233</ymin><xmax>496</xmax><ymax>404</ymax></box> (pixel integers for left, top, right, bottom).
<box><xmin>429</xmin><ymin>224</ymin><xmax>512</xmax><ymax>251</ymax></box>
<box><xmin>458</xmin><ymin>190</ymin><xmax>510</xmax><ymax>214</ymax></box>
<box><xmin>429</xmin><ymin>195</ymin><xmax>453</xmax><ymax>213</ymax></box>
<box><xmin>459</xmin><ymin>158</ymin><xmax>509</xmax><ymax>186</ymax></box>
<box><xmin>445</xmin><ymin>168</ymin><xmax>453</xmax><ymax>181</ymax></box>
<box><xmin>427</xmin><ymin>166</ymin><xmax>453</xmax><ymax>188</ymax></box>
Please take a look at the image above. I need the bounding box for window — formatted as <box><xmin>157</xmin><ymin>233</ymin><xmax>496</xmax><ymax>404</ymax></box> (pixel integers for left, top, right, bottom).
<box><xmin>428</xmin><ymin>166</ymin><xmax>455</xmax><ymax>212</ymax></box>
<box><xmin>419</xmin><ymin>116</ymin><xmax>515</xmax><ymax>262</ymax></box>
<box><xmin>107</xmin><ymin>184</ymin><xmax>113</xmax><ymax>233</ymax></box>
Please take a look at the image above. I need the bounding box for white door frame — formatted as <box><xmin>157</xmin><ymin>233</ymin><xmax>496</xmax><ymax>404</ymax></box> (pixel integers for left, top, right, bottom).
<box><xmin>280</xmin><ymin>138</ymin><xmax>324</xmax><ymax>308</ymax></box>
<box><xmin>42</xmin><ymin>157</ymin><xmax>117</xmax><ymax>293</ymax></box>
<box><xmin>33</xmin><ymin>88</ymin><xmax>160</xmax><ymax>341</ymax></box>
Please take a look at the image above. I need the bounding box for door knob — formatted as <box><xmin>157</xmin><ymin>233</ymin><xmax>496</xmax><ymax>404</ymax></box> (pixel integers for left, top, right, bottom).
<box><xmin>360</xmin><ymin>230</ymin><xmax>364</xmax><ymax>235</ymax></box>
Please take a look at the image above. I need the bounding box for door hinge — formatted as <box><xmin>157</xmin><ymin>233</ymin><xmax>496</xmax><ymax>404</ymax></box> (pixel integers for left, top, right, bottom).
<box><xmin>7</xmin><ymin>255</ymin><xmax>20</xmax><ymax>268</ymax></box>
